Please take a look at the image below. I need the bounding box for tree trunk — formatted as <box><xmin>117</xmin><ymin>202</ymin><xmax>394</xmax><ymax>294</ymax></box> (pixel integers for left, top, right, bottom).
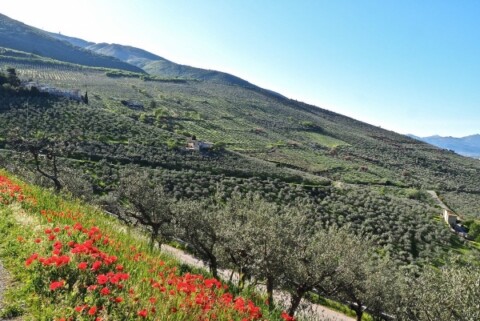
<box><xmin>208</xmin><ymin>255</ymin><xmax>219</xmax><ymax>279</ymax></box>
<box><xmin>238</xmin><ymin>270</ymin><xmax>247</xmax><ymax>290</ymax></box>
<box><xmin>351</xmin><ymin>302</ymin><xmax>363</xmax><ymax>321</ymax></box>
<box><xmin>52</xmin><ymin>177</ymin><xmax>62</xmax><ymax>192</ymax></box>
<box><xmin>266</xmin><ymin>276</ymin><xmax>275</xmax><ymax>311</ymax></box>
<box><xmin>150</xmin><ymin>228</ymin><xmax>159</xmax><ymax>251</ymax></box>
<box><xmin>33</xmin><ymin>154</ymin><xmax>62</xmax><ymax>192</ymax></box>
<box><xmin>288</xmin><ymin>287</ymin><xmax>307</xmax><ymax>317</ymax></box>
<box><xmin>356</xmin><ymin>310</ymin><xmax>363</xmax><ymax>321</ymax></box>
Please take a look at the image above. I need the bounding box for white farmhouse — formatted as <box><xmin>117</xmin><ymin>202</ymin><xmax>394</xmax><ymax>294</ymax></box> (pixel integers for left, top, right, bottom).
<box><xmin>443</xmin><ymin>209</ymin><xmax>457</xmax><ymax>225</ymax></box>
<box><xmin>186</xmin><ymin>136</ymin><xmax>213</xmax><ymax>151</ymax></box>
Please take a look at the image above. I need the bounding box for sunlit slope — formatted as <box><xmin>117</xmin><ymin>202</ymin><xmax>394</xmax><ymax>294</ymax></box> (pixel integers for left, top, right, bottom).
<box><xmin>0</xmin><ymin>49</ymin><xmax>479</xmax><ymax>217</ymax></box>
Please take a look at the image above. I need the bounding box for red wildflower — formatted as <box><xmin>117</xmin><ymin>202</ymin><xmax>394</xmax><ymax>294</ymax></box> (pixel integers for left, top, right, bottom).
<box><xmin>88</xmin><ymin>306</ymin><xmax>97</xmax><ymax>316</ymax></box>
<box><xmin>137</xmin><ymin>309</ymin><xmax>148</xmax><ymax>318</ymax></box>
<box><xmin>100</xmin><ymin>287</ymin><xmax>111</xmax><ymax>296</ymax></box>
<box><xmin>25</xmin><ymin>253</ymin><xmax>38</xmax><ymax>267</ymax></box>
<box><xmin>87</xmin><ymin>285</ymin><xmax>98</xmax><ymax>291</ymax></box>
<box><xmin>281</xmin><ymin>312</ymin><xmax>296</xmax><ymax>321</ymax></box>
<box><xmin>97</xmin><ymin>274</ymin><xmax>108</xmax><ymax>285</ymax></box>
<box><xmin>50</xmin><ymin>280</ymin><xmax>64</xmax><ymax>291</ymax></box>
<box><xmin>91</xmin><ymin>260</ymin><xmax>102</xmax><ymax>271</ymax></box>
<box><xmin>78</xmin><ymin>262</ymin><xmax>88</xmax><ymax>270</ymax></box>
<box><xmin>75</xmin><ymin>305</ymin><xmax>86</xmax><ymax>313</ymax></box>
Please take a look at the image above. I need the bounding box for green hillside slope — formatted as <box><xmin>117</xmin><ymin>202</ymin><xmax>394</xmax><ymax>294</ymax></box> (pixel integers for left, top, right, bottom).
<box><xmin>0</xmin><ymin>52</ymin><xmax>479</xmax><ymax>263</ymax></box>
<box><xmin>0</xmin><ymin>13</ymin><xmax>143</xmax><ymax>73</ymax></box>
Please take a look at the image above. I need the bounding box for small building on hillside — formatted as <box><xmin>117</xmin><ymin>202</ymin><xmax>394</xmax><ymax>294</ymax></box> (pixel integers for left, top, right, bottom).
<box><xmin>443</xmin><ymin>209</ymin><xmax>457</xmax><ymax>225</ymax></box>
<box><xmin>186</xmin><ymin>136</ymin><xmax>213</xmax><ymax>151</ymax></box>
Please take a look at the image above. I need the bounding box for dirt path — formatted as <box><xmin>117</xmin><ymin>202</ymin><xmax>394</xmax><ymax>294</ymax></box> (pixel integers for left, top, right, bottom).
<box><xmin>0</xmin><ymin>260</ymin><xmax>9</xmax><ymax>312</ymax></box>
<box><xmin>427</xmin><ymin>190</ymin><xmax>450</xmax><ymax>211</ymax></box>
<box><xmin>162</xmin><ymin>245</ymin><xmax>354</xmax><ymax>321</ymax></box>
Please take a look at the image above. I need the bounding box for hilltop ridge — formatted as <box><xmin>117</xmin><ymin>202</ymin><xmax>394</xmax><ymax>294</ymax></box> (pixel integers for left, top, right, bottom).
<box><xmin>0</xmin><ymin>13</ymin><xmax>143</xmax><ymax>72</ymax></box>
<box><xmin>47</xmin><ymin>29</ymin><xmax>277</xmax><ymax>90</ymax></box>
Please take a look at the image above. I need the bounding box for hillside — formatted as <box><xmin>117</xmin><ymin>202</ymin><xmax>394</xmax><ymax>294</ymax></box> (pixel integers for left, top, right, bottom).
<box><xmin>0</xmin><ymin>171</ymin><xmax>291</xmax><ymax>321</ymax></box>
<box><xmin>46</xmin><ymin>31</ymin><xmax>95</xmax><ymax>48</ymax></box>
<box><xmin>1</xmin><ymin>51</ymin><xmax>479</xmax><ymax>264</ymax></box>
<box><xmin>0</xmin><ymin>14</ymin><xmax>480</xmax><ymax>321</ymax></box>
<box><xmin>0</xmin><ymin>17</ymin><xmax>478</xmax><ymax>259</ymax></box>
<box><xmin>48</xmin><ymin>33</ymin><xmax>271</xmax><ymax>88</ymax></box>
<box><xmin>0</xmin><ymin>13</ymin><xmax>143</xmax><ymax>73</ymax></box>
<box><xmin>412</xmin><ymin>134</ymin><xmax>480</xmax><ymax>158</ymax></box>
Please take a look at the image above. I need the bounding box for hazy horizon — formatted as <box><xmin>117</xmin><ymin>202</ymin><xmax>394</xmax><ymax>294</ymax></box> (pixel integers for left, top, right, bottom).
<box><xmin>1</xmin><ymin>0</ymin><xmax>479</xmax><ymax>137</ymax></box>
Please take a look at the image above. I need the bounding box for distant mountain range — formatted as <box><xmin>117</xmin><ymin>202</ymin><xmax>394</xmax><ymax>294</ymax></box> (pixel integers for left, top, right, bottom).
<box><xmin>410</xmin><ymin>134</ymin><xmax>480</xmax><ymax>158</ymax></box>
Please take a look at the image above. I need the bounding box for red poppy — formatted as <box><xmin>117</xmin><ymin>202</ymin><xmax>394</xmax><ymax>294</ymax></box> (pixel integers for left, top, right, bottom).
<box><xmin>100</xmin><ymin>287</ymin><xmax>110</xmax><ymax>296</ymax></box>
<box><xmin>50</xmin><ymin>280</ymin><xmax>64</xmax><ymax>291</ymax></box>
<box><xmin>97</xmin><ymin>274</ymin><xmax>108</xmax><ymax>285</ymax></box>
<box><xmin>88</xmin><ymin>306</ymin><xmax>97</xmax><ymax>316</ymax></box>
<box><xmin>137</xmin><ymin>309</ymin><xmax>148</xmax><ymax>318</ymax></box>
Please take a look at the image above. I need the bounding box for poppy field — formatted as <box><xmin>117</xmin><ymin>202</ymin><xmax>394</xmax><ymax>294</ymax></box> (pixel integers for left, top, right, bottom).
<box><xmin>0</xmin><ymin>171</ymin><xmax>293</xmax><ymax>321</ymax></box>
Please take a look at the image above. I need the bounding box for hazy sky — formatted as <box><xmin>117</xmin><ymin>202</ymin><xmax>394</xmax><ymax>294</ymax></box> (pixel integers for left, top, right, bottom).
<box><xmin>2</xmin><ymin>1</ymin><xmax>479</xmax><ymax>136</ymax></box>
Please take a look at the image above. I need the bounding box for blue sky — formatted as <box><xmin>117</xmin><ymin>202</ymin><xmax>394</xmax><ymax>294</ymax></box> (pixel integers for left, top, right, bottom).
<box><xmin>2</xmin><ymin>0</ymin><xmax>479</xmax><ymax>136</ymax></box>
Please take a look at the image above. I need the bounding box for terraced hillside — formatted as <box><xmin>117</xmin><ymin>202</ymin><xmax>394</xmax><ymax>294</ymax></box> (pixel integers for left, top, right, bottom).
<box><xmin>0</xmin><ymin>46</ymin><xmax>479</xmax><ymax>269</ymax></box>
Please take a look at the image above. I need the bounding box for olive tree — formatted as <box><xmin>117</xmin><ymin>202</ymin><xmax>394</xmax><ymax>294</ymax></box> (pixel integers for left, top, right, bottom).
<box><xmin>118</xmin><ymin>169</ymin><xmax>176</xmax><ymax>250</ymax></box>
<box><xmin>215</xmin><ymin>193</ymin><xmax>268</xmax><ymax>290</ymax></box>
<box><xmin>395</xmin><ymin>261</ymin><xmax>480</xmax><ymax>321</ymax></box>
<box><xmin>330</xmin><ymin>241</ymin><xmax>398</xmax><ymax>321</ymax></box>
<box><xmin>8</xmin><ymin>133</ymin><xmax>66</xmax><ymax>192</ymax></box>
<box><xmin>283</xmin><ymin>225</ymin><xmax>365</xmax><ymax>317</ymax></box>
<box><xmin>174</xmin><ymin>199</ymin><xmax>222</xmax><ymax>278</ymax></box>
<box><xmin>218</xmin><ymin>194</ymin><xmax>310</xmax><ymax>309</ymax></box>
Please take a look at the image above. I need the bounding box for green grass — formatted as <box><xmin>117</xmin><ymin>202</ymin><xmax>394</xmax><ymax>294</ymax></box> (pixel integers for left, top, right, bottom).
<box><xmin>301</xmin><ymin>131</ymin><xmax>348</xmax><ymax>148</ymax></box>
<box><xmin>0</xmin><ymin>171</ymin><xmax>289</xmax><ymax>321</ymax></box>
